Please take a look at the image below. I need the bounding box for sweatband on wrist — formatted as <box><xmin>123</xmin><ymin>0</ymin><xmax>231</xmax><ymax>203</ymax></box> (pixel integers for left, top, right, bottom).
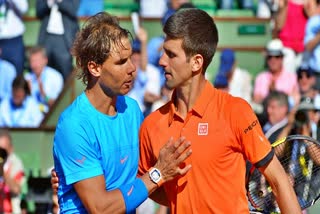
<box><xmin>119</xmin><ymin>178</ymin><xmax>148</xmax><ymax>213</ymax></box>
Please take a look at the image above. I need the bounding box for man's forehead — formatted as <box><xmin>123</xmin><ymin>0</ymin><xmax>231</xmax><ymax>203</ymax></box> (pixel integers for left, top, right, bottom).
<box><xmin>163</xmin><ymin>38</ymin><xmax>182</xmax><ymax>49</ymax></box>
<box><xmin>107</xmin><ymin>47</ymin><xmax>131</xmax><ymax>62</ymax></box>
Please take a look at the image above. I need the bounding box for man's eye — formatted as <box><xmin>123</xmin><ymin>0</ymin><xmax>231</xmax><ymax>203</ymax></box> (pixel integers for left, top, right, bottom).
<box><xmin>117</xmin><ymin>59</ymin><xmax>127</xmax><ymax>65</ymax></box>
<box><xmin>167</xmin><ymin>52</ymin><xmax>175</xmax><ymax>58</ymax></box>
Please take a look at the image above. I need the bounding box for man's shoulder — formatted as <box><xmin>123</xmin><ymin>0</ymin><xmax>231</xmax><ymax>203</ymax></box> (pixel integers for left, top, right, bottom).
<box><xmin>119</xmin><ymin>95</ymin><xmax>142</xmax><ymax>112</ymax></box>
<box><xmin>143</xmin><ymin>102</ymin><xmax>170</xmax><ymax>124</ymax></box>
<box><xmin>58</xmin><ymin>94</ymin><xmax>87</xmax><ymax>124</ymax></box>
<box><xmin>307</xmin><ymin>15</ymin><xmax>320</xmax><ymax>25</ymax></box>
<box><xmin>0</xmin><ymin>59</ymin><xmax>16</xmax><ymax>73</ymax></box>
<box><xmin>221</xmin><ymin>94</ymin><xmax>252</xmax><ymax>115</ymax></box>
<box><xmin>44</xmin><ymin>66</ymin><xmax>64</xmax><ymax>80</ymax></box>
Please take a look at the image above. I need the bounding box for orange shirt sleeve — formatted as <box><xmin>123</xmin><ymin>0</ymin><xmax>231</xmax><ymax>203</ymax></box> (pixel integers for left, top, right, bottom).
<box><xmin>230</xmin><ymin>97</ymin><xmax>273</xmax><ymax>165</ymax></box>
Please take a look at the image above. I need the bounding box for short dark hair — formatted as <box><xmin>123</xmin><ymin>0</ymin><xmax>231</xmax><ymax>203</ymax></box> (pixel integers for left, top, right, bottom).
<box><xmin>266</xmin><ymin>90</ymin><xmax>289</xmax><ymax>110</ymax></box>
<box><xmin>28</xmin><ymin>45</ymin><xmax>47</xmax><ymax>58</ymax></box>
<box><xmin>0</xmin><ymin>129</ymin><xmax>11</xmax><ymax>143</ymax></box>
<box><xmin>12</xmin><ymin>75</ymin><xmax>30</xmax><ymax>96</ymax></box>
<box><xmin>163</xmin><ymin>8</ymin><xmax>219</xmax><ymax>72</ymax></box>
<box><xmin>72</xmin><ymin>12</ymin><xmax>132</xmax><ymax>85</ymax></box>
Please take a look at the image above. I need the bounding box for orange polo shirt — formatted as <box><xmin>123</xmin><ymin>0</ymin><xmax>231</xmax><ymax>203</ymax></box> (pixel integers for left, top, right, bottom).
<box><xmin>138</xmin><ymin>81</ymin><xmax>273</xmax><ymax>214</ymax></box>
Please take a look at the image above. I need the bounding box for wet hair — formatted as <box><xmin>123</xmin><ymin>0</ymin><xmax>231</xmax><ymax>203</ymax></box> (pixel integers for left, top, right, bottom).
<box><xmin>12</xmin><ymin>75</ymin><xmax>30</xmax><ymax>96</ymax></box>
<box><xmin>72</xmin><ymin>12</ymin><xmax>132</xmax><ymax>85</ymax></box>
<box><xmin>163</xmin><ymin>8</ymin><xmax>219</xmax><ymax>72</ymax></box>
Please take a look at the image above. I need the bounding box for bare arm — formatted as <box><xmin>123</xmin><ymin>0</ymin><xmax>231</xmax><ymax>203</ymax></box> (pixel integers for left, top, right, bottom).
<box><xmin>136</xmin><ymin>27</ymin><xmax>148</xmax><ymax>71</ymax></box>
<box><xmin>3</xmin><ymin>173</ymin><xmax>21</xmax><ymax>195</ymax></box>
<box><xmin>274</xmin><ymin>0</ymin><xmax>288</xmax><ymax>35</ymax></box>
<box><xmin>53</xmin><ymin>137</ymin><xmax>192</xmax><ymax>213</ymax></box>
<box><xmin>74</xmin><ymin>175</ymin><xmax>127</xmax><ymax>213</ymax></box>
<box><xmin>260</xmin><ymin>156</ymin><xmax>301</xmax><ymax>214</ymax></box>
<box><xmin>305</xmin><ymin>32</ymin><xmax>320</xmax><ymax>52</ymax></box>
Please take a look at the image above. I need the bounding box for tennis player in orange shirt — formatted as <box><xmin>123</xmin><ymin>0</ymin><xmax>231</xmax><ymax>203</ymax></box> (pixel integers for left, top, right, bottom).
<box><xmin>138</xmin><ymin>8</ymin><xmax>301</xmax><ymax>214</ymax></box>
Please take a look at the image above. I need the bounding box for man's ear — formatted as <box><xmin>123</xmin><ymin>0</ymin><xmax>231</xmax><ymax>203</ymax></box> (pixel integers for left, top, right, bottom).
<box><xmin>87</xmin><ymin>61</ymin><xmax>101</xmax><ymax>77</ymax></box>
<box><xmin>191</xmin><ymin>54</ymin><xmax>204</xmax><ymax>73</ymax></box>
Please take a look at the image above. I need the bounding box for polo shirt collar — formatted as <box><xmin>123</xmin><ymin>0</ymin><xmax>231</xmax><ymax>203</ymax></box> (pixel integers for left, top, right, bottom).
<box><xmin>168</xmin><ymin>80</ymin><xmax>214</xmax><ymax>125</ymax></box>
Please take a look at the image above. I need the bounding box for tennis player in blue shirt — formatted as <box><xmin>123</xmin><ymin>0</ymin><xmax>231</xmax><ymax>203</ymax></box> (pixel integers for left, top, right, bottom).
<box><xmin>52</xmin><ymin>12</ymin><xmax>192</xmax><ymax>213</ymax></box>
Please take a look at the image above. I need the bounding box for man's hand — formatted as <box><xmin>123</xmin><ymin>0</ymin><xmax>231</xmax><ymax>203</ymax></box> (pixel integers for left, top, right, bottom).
<box><xmin>154</xmin><ymin>137</ymin><xmax>192</xmax><ymax>182</ymax></box>
<box><xmin>51</xmin><ymin>169</ymin><xmax>59</xmax><ymax>194</ymax></box>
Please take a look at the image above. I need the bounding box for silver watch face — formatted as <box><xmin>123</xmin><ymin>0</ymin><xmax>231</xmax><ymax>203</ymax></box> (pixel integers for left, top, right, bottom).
<box><xmin>151</xmin><ymin>170</ymin><xmax>161</xmax><ymax>180</ymax></box>
<box><xmin>150</xmin><ymin>168</ymin><xmax>161</xmax><ymax>183</ymax></box>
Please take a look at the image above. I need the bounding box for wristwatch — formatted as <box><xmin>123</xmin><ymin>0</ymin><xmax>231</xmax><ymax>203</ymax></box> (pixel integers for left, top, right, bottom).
<box><xmin>148</xmin><ymin>167</ymin><xmax>164</xmax><ymax>187</ymax></box>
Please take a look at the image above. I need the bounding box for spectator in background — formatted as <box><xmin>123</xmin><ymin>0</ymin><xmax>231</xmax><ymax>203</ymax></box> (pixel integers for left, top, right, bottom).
<box><xmin>296</xmin><ymin>65</ymin><xmax>317</xmax><ymax>98</ymax></box>
<box><xmin>296</xmin><ymin>65</ymin><xmax>320</xmax><ymax>124</ymax></box>
<box><xmin>0</xmin><ymin>146</ymin><xmax>7</xmax><ymax>213</ymax></box>
<box><xmin>0</xmin><ymin>0</ymin><xmax>28</xmax><ymax>74</ymax></box>
<box><xmin>268</xmin><ymin>96</ymin><xmax>320</xmax><ymax>214</ymax></box>
<box><xmin>0</xmin><ymin>48</ymin><xmax>16</xmax><ymax>102</ymax></box>
<box><xmin>139</xmin><ymin>0</ymin><xmax>167</xmax><ymax>18</ymax></box>
<box><xmin>127</xmin><ymin>28</ymin><xmax>161</xmax><ymax>116</ymax></box>
<box><xmin>0</xmin><ymin>75</ymin><xmax>44</xmax><ymax>127</ymax></box>
<box><xmin>24</xmin><ymin>46</ymin><xmax>64</xmax><ymax>113</ymax></box>
<box><xmin>217</xmin><ymin>0</ymin><xmax>254</xmax><ymax>10</ymax></box>
<box><xmin>262</xmin><ymin>91</ymin><xmax>290</xmax><ymax>143</ymax></box>
<box><xmin>274</xmin><ymin>0</ymin><xmax>308</xmax><ymax>73</ymax></box>
<box><xmin>151</xmin><ymin>83</ymin><xmax>174</xmax><ymax>112</ymax></box>
<box><xmin>77</xmin><ymin>0</ymin><xmax>104</xmax><ymax>17</ymax></box>
<box><xmin>279</xmin><ymin>96</ymin><xmax>320</xmax><ymax>142</ymax></box>
<box><xmin>0</xmin><ymin>129</ymin><xmax>26</xmax><ymax>214</ymax></box>
<box><xmin>213</xmin><ymin>49</ymin><xmax>253</xmax><ymax>104</ymax></box>
<box><xmin>304</xmin><ymin>0</ymin><xmax>320</xmax><ymax>86</ymax></box>
<box><xmin>213</xmin><ymin>72</ymin><xmax>229</xmax><ymax>91</ymax></box>
<box><xmin>253</xmin><ymin>39</ymin><xmax>299</xmax><ymax>106</ymax></box>
<box><xmin>36</xmin><ymin>0</ymin><xmax>80</xmax><ymax>80</ymax></box>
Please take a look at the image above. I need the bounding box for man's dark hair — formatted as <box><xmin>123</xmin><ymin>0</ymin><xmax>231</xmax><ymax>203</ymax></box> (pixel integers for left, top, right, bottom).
<box><xmin>0</xmin><ymin>129</ymin><xmax>12</xmax><ymax>145</ymax></box>
<box><xmin>265</xmin><ymin>90</ymin><xmax>289</xmax><ymax>113</ymax></box>
<box><xmin>28</xmin><ymin>45</ymin><xmax>47</xmax><ymax>58</ymax></box>
<box><xmin>12</xmin><ymin>75</ymin><xmax>31</xmax><ymax>96</ymax></box>
<box><xmin>163</xmin><ymin>8</ymin><xmax>219</xmax><ymax>72</ymax></box>
<box><xmin>72</xmin><ymin>12</ymin><xmax>132</xmax><ymax>86</ymax></box>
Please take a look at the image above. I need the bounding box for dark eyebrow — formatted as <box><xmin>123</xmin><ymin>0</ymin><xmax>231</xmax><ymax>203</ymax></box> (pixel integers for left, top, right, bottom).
<box><xmin>163</xmin><ymin>46</ymin><xmax>176</xmax><ymax>56</ymax></box>
<box><xmin>116</xmin><ymin>57</ymin><xmax>128</xmax><ymax>64</ymax></box>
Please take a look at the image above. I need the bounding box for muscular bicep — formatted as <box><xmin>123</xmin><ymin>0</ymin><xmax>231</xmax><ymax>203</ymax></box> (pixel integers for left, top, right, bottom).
<box><xmin>74</xmin><ymin>175</ymin><xmax>126</xmax><ymax>213</ymax></box>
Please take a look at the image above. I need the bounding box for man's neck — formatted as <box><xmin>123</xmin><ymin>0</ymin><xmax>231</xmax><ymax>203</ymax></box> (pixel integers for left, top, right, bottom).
<box><xmin>85</xmin><ymin>87</ymin><xmax>117</xmax><ymax>116</ymax></box>
<box><xmin>174</xmin><ymin>77</ymin><xmax>206</xmax><ymax>119</ymax></box>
